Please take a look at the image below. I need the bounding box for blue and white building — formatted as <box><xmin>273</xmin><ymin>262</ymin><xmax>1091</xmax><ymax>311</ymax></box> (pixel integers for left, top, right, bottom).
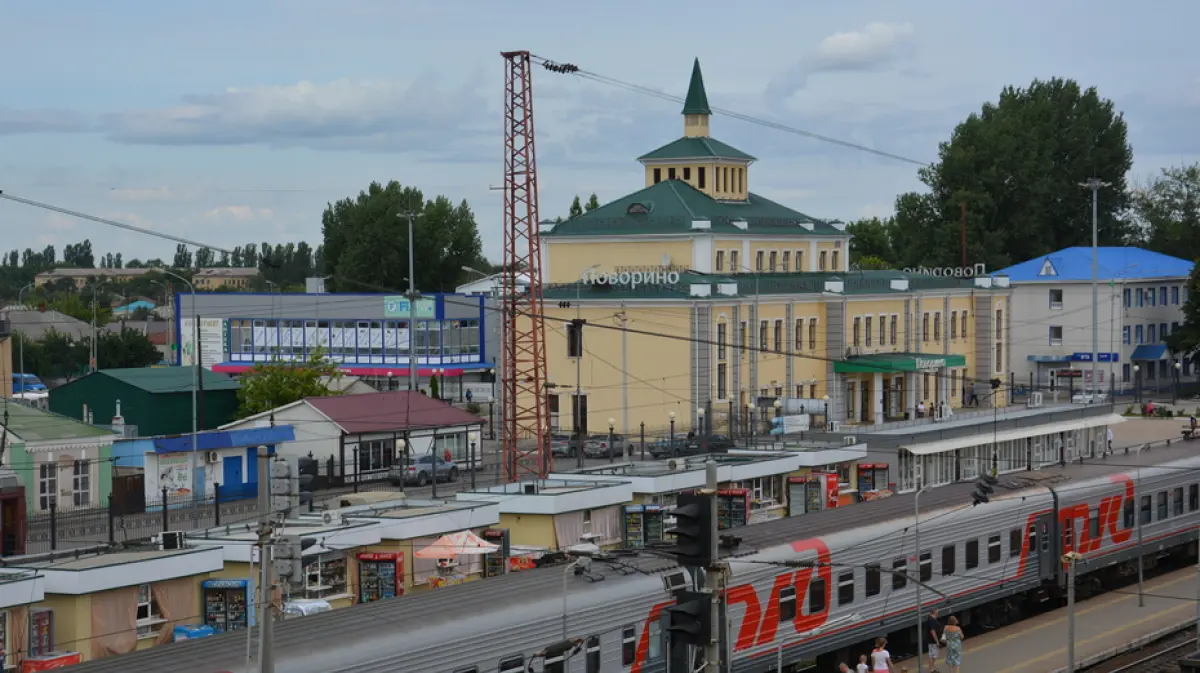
<box><xmin>173</xmin><ymin>291</ymin><xmax>497</xmax><ymax>400</ymax></box>
<box><xmin>996</xmin><ymin>247</ymin><xmax>1195</xmax><ymax>392</ymax></box>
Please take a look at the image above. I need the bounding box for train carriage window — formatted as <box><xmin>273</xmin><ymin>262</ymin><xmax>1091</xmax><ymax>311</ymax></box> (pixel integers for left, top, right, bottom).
<box><xmin>498</xmin><ymin>655</ymin><xmax>524</xmax><ymax>672</ymax></box>
<box><xmin>988</xmin><ymin>535</ymin><xmax>1002</xmax><ymax>564</ymax></box>
<box><xmin>941</xmin><ymin>545</ymin><xmax>956</xmax><ymax>576</ymax></box>
<box><xmin>865</xmin><ymin>564</ymin><xmax>881</xmax><ymax>597</ymax></box>
<box><xmin>1174</xmin><ymin>487</ymin><xmax>1184</xmax><ymax>516</ymax></box>
<box><xmin>1010</xmin><ymin>528</ymin><xmax>1022</xmax><ymax>557</ymax></box>
<box><xmin>892</xmin><ymin>559</ymin><xmax>908</xmax><ymax>590</ymax></box>
<box><xmin>452</xmin><ymin>668</ymin><xmax>478</xmax><ymax>673</ymax></box>
<box><xmin>648</xmin><ymin>620</ymin><xmax>662</xmax><ymax>659</ymax></box>
<box><xmin>1089</xmin><ymin>513</ymin><xmax>1100</xmax><ymax>541</ymax></box>
<box><xmin>585</xmin><ymin>635</ymin><xmax>601</xmax><ymax>673</ymax></box>
<box><xmin>838</xmin><ymin>571</ymin><xmax>855</xmax><ymax>606</ymax></box>
<box><xmin>1062</xmin><ymin>518</ymin><xmax>1074</xmax><ymax>550</ymax></box>
<box><xmin>1140</xmin><ymin>495</ymin><xmax>1152</xmax><ymax>525</ymax></box>
<box><xmin>621</xmin><ymin>625</ymin><xmax>636</xmax><ymax>666</ymax></box>
<box><xmin>780</xmin><ymin>586</ymin><xmax>797</xmax><ymax>621</ymax></box>
<box><xmin>1125</xmin><ymin>498</ymin><xmax>1135</xmax><ymax>528</ymax></box>
<box><xmin>1190</xmin><ymin>484</ymin><xmax>1199</xmax><ymax>512</ymax></box>
<box><xmin>965</xmin><ymin>540</ymin><xmax>979</xmax><ymax>570</ymax></box>
<box><xmin>1157</xmin><ymin>491</ymin><xmax>1168</xmax><ymax>520</ymax></box>
<box><xmin>809</xmin><ymin>577</ymin><xmax>827</xmax><ymax>614</ymax></box>
<box><xmin>919</xmin><ymin>551</ymin><xmax>932</xmax><ymax>582</ymax></box>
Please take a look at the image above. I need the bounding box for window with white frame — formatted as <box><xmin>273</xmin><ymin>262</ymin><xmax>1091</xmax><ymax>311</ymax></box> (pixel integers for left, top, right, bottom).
<box><xmin>72</xmin><ymin>460</ymin><xmax>90</xmax><ymax>507</ymax></box>
<box><xmin>136</xmin><ymin>583</ymin><xmax>164</xmax><ymax>638</ymax></box>
<box><xmin>38</xmin><ymin>463</ymin><xmax>56</xmax><ymax>511</ymax></box>
<box><xmin>304</xmin><ymin>554</ymin><xmax>348</xmax><ymax>598</ymax></box>
<box><xmin>1049</xmin><ymin>288</ymin><xmax>1063</xmax><ymax>309</ymax></box>
<box><xmin>1049</xmin><ymin>326</ymin><xmax>1063</xmax><ymax>346</ymax></box>
<box><xmin>731</xmin><ymin>477</ymin><xmax>779</xmax><ymax>507</ymax></box>
<box><xmin>357</xmin><ymin>440</ymin><xmax>393</xmax><ymax>471</ymax></box>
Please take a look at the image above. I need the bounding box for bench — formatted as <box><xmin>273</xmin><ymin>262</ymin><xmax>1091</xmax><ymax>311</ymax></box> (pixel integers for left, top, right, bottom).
<box><xmin>1183</xmin><ymin>426</ymin><xmax>1198</xmax><ymax>440</ymax></box>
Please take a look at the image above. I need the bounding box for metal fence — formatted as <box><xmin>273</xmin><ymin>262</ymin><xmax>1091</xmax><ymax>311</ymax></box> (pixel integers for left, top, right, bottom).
<box><xmin>25</xmin><ymin>491</ymin><xmax>259</xmax><ymax>554</ymax></box>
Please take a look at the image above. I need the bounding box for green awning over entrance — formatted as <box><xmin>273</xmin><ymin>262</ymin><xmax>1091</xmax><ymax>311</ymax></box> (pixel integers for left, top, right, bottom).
<box><xmin>834</xmin><ymin>352</ymin><xmax>967</xmax><ymax>374</ymax></box>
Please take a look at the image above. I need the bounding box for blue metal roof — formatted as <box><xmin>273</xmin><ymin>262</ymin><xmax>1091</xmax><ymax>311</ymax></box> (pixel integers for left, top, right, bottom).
<box><xmin>152</xmin><ymin>425</ymin><xmax>295</xmax><ymax>453</ymax></box>
<box><xmin>1130</xmin><ymin>344</ymin><xmax>1168</xmax><ymax>361</ymax></box>
<box><xmin>994</xmin><ymin>247</ymin><xmax>1194</xmax><ymax>282</ymax></box>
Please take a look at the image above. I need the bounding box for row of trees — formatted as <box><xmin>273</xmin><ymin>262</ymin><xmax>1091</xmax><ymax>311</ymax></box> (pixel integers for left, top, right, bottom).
<box><xmin>11</xmin><ymin>328</ymin><xmax>162</xmax><ymax>382</ymax></box>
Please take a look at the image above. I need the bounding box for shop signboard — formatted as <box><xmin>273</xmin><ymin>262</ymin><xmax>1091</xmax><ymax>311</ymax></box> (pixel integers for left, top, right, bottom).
<box><xmin>383</xmin><ymin>297</ymin><xmax>437</xmax><ymax>320</ymax></box>
<box><xmin>902</xmin><ymin>263</ymin><xmax>987</xmax><ymax>277</ymax></box>
<box><xmin>157</xmin><ymin>454</ymin><xmax>192</xmax><ymax>497</ymax></box>
<box><xmin>581</xmin><ymin>269</ymin><xmax>682</xmax><ymax>289</ymax></box>
<box><xmin>181</xmin><ymin>318</ymin><xmax>227</xmax><ymax>368</ymax></box>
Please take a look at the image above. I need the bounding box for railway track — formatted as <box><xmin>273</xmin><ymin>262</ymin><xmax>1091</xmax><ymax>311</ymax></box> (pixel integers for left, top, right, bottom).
<box><xmin>1082</xmin><ymin>625</ymin><xmax>1195</xmax><ymax>673</ymax></box>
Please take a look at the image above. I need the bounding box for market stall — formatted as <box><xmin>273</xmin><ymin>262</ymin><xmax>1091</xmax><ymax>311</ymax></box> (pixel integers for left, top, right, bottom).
<box><xmin>414</xmin><ymin>530</ymin><xmax>498</xmax><ymax>589</ymax></box>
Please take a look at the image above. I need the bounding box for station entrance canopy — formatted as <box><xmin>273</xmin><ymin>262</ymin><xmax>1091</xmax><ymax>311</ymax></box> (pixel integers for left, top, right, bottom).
<box><xmin>833</xmin><ymin>352</ymin><xmax>967</xmax><ymax>374</ymax></box>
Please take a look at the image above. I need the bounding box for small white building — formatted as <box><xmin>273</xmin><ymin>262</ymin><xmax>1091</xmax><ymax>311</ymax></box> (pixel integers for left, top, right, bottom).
<box><xmin>220</xmin><ymin>391</ymin><xmax>485</xmax><ymax>483</ymax></box>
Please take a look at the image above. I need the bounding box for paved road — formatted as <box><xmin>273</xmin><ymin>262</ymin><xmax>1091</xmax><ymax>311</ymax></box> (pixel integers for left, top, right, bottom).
<box><xmin>894</xmin><ymin>566</ymin><xmax>1197</xmax><ymax>672</ymax></box>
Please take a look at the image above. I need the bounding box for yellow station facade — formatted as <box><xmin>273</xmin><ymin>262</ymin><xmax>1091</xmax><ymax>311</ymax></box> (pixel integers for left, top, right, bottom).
<box><xmin>538</xmin><ymin>59</ymin><xmax>1012</xmax><ymax>440</ymax></box>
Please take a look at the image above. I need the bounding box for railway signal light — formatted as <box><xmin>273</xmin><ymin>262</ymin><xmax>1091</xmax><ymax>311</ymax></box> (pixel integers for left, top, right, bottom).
<box><xmin>665</xmin><ymin>590</ymin><xmax>712</xmax><ymax>648</ymax></box>
<box><xmin>666</xmin><ymin>494</ymin><xmax>715</xmax><ymax>568</ymax></box>
<box><xmin>972</xmin><ymin>473</ymin><xmax>998</xmax><ymax>506</ymax></box>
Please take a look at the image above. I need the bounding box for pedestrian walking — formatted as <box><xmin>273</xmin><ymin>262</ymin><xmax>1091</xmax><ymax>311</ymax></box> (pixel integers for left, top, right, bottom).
<box><xmin>942</xmin><ymin>615</ymin><xmax>964</xmax><ymax>673</ymax></box>
<box><xmin>856</xmin><ymin>653</ymin><xmax>869</xmax><ymax>673</ymax></box>
<box><xmin>870</xmin><ymin>637</ymin><xmax>895</xmax><ymax>672</ymax></box>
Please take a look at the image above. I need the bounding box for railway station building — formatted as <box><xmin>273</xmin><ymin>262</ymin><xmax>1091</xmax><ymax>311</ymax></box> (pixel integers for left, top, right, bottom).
<box><xmin>537</xmin><ymin>59</ymin><xmax>1013</xmax><ymax>443</ymax></box>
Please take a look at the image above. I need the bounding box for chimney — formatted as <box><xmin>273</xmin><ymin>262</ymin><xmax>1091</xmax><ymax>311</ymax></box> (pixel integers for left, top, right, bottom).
<box><xmin>111</xmin><ymin>400</ymin><xmax>125</xmax><ymax>435</ymax></box>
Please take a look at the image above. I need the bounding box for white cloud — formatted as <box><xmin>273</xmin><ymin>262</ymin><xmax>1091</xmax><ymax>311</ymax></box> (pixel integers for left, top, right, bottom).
<box><xmin>766</xmin><ymin>21</ymin><xmax>918</xmax><ymax>105</ymax></box>
<box><xmin>101</xmin><ymin>77</ymin><xmax>493</xmax><ymax>155</ymax></box>
<box><xmin>203</xmin><ymin>205</ymin><xmax>274</xmax><ymax>222</ymax></box>
<box><xmin>813</xmin><ymin>22</ymin><xmax>916</xmax><ymax>72</ymax></box>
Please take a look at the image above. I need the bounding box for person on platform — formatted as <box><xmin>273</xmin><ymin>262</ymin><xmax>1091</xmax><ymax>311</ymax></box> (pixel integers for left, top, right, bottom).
<box><xmin>837</xmin><ymin>664</ymin><xmax>852</xmax><ymax>673</ymax></box>
<box><xmin>924</xmin><ymin>608</ymin><xmax>941</xmax><ymax>671</ymax></box>
<box><xmin>870</xmin><ymin>638</ymin><xmax>895</xmax><ymax>672</ymax></box>
<box><xmin>941</xmin><ymin>615</ymin><xmax>965</xmax><ymax>673</ymax></box>
<box><xmin>856</xmin><ymin>653</ymin><xmax>870</xmax><ymax>673</ymax></box>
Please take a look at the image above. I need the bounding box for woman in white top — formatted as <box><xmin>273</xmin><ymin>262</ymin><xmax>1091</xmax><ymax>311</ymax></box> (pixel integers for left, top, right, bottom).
<box><xmin>870</xmin><ymin>637</ymin><xmax>895</xmax><ymax>672</ymax></box>
<box><xmin>857</xmin><ymin>652</ymin><xmax>870</xmax><ymax>673</ymax></box>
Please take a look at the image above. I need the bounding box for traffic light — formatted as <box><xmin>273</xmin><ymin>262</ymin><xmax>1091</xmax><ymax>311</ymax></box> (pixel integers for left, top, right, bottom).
<box><xmin>297</xmin><ymin>456</ymin><xmax>318</xmax><ymax>512</ymax></box>
<box><xmin>272</xmin><ymin>534</ymin><xmax>315</xmax><ymax>582</ymax></box>
<box><xmin>666</xmin><ymin>494</ymin><xmax>715</xmax><ymax>568</ymax></box>
<box><xmin>665</xmin><ymin>590</ymin><xmax>712</xmax><ymax>648</ymax></box>
<box><xmin>972</xmin><ymin>473</ymin><xmax>998</xmax><ymax>506</ymax></box>
<box><xmin>270</xmin><ymin>457</ymin><xmax>300</xmax><ymax>518</ymax></box>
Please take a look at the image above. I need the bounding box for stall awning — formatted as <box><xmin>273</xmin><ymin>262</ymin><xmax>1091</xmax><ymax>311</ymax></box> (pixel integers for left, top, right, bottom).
<box><xmin>902</xmin><ymin>414</ymin><xmax>1125</xmax><ymax>456</ymax></box>
<box><xmin>834</xmin><ymin>352</ymin><xmax>967</xmax><ymax>374</ymax></box>
<box><xmin>414</xmin><ymin>530</ymin><xmax>499</xmax><ymax>558</ymax></box>
<box><xmin>1130</xmin><ymin>344</ymin><xmax>1168</xmax><ymax>361</ymax></box>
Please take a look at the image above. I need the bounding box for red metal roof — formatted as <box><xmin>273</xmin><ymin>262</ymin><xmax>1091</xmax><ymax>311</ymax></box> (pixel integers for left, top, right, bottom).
<box><xmin>306</xmin><ymin>390</ymin><xmax>483</xmax><ymax>435</ymax></box>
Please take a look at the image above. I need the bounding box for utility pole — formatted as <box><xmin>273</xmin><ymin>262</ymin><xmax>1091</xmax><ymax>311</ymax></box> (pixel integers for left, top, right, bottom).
<box><xmin>256</xmin><ymin>446</ymin><xmax>275</xmax><ymax>673</ymax></box>
<box><xmin>619</xmin><ymin>308</ymin><xmax>629</xmax><ymax>461</ymax></box>
<box><xmin>703</xmin><ymin>458</ymin><xmax>723</xmax><ymax>673</ymax></box>
<box><xmin>1081</xmin><ymin>179</ymin><xmax>1110</xmax><ymax>402</ymax></box>
<box><xmin>401</xmin><ymin>211</ymin><xmax>420</xmax><ymax>394</ymax></box>
<box><xmin>1064</xmin><ymin>551</ymin><xmax>1083</xmax><ymax>673</ymax></box>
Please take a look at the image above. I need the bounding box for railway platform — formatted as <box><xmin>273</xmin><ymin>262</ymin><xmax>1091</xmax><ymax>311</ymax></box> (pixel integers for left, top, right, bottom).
<box><xmin>894</xmin><ymin>566</ymin><xmax>1198</xmax><ymax>672</ymax></box>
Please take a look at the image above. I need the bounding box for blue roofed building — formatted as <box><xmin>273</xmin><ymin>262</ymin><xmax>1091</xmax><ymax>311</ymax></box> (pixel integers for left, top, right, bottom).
<box><xmin>994</xmin><ymin>246</ymin><xmax>1195</xmax><ymax>394</ymax></box>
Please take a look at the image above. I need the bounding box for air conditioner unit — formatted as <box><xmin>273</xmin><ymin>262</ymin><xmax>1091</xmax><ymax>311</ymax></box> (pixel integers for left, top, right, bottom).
<box><xmin>158</xmin><ymin>531</ymin><xmax>185</xmax><ymax>550</ymax></box>
<box><xmin>843</xmin><ymin>436</ymin><xmax>857</xmax><ymax>446</ymax></box>
<box><xmin>321</xmin><ymin>509</ymin><xmax>345</xmax><ymax>525</ymax></box>
<box><xmin>827</xmin><ymin>421</ymin><xmax>841</xmax><ymax>432</ymax></box>
<box><xmin>205</xmin><ymin>451</ymin><xmax>220</xmax><ymax>464</ymax></box>
<box><xmin>1027</xmin><ymin>392</ymin><xmax>1044</xmax><ymax>409</ymax></box>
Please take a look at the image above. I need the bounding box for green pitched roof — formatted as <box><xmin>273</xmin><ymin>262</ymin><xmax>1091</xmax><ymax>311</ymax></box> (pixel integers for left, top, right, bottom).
<box><xmin>2</xmin><ymin>403</ymin><xmax>116</xmax><ymax>442</ymax></box>
<box><xmin>96</xmin><ymin>367</ymin><xmax>241</xmax><ymax>393</ymax></box>
<box><xmin>682</xmin><ymin>58</ymin><xmax>711</xmax><ymax>116</ymax></box>
<box><xmin>544</xmin><ymin>270</ymin><xmax>987</xmax><ymax>302</ymax></box>
<box><xmin>638</xmin><ymin>136</ymin><xmax>756</xmax><ymax>163</ymax></box>
<box><xmin>542</xmin><ymin>179</ymin><xmax>839</xmax><ymax>237</ymax></box>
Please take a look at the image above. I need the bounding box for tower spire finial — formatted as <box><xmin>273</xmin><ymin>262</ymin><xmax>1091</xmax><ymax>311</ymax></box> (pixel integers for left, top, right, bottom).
<box><xmin>681</xmin><ymin>58</ymin><xmax>711</xmax><ymax>116</ymax></box>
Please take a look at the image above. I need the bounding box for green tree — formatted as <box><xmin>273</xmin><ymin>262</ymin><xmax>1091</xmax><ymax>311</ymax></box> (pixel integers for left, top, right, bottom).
<box><xmin>172</xmin><ymin>244</ymin><xmax>193</xmax><ymax>269</ymax></box>
<box><xmin>429</xmin><ymin>374</ymin><xmax>440</xmax><ymax>400</ymax></box>
<box><xmin>891</xmin><ymin>78</ymin><xmax>1134</xmax><ymax>270</ymax></box>
<box><xmin>568</xmin><ymin>195</ymin><xmax>583</xmax><ymax>218</ymax></box>
<box><xmin>1130</xmin><ymin>164</ymin><xmax>1200</xmax><ymax>261</ymax></box>
<box><xmin>855</xmin><ymin>255</ymin><xmax>893</xmax><ymax>270</ymax></box>
<box><xmin>585</xmin><ymin>193</ymin><xmax>601</xmax><ymax>212</ymax></box>
<box><xmin>236</xmin><ymin>349</ymin><xmax>343</xmax><ymax>418</ymax></box>
<box><xmin>321</xmin><ymin>181</ymin><xmax>485</xmax><ymax>292</ymax></box>
<box><xmin>1166</xmin><ymin>263</ymin><xmax>1200</xmax><ymax>358</ymax></box>
<box><xmin>94</xmin><ymin>328</ymin><xmax>161</xmax><ymax>368</ymax></box>
<box><xmin>845</xmin><ymin>217</ymin><xmax>896</xmax><ymax>265</ymax></box>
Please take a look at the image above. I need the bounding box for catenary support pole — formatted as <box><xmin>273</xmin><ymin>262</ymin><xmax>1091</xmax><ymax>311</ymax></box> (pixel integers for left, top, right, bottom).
<box><xmin>1066</xmin><ymin>552</ymin><xmax>1080</xmax><ymax>673</ymax></box>
<box><xmin>257</xmin><ymin>446</ymin><xmax>275</xmax><ymax>673</ymax></box>
<box><xmin>621</xmin><ymin>308</ymin><xmax>629</xmax><ymax>461</ymax></box>
<box><xmin>915</xmin><ymin>484</ymin><xmax>928</xmax><ymax>673</ymax></box>
<box><xmin>403</xmin><ymin>211</ymin><xmax>420</xmax><ymax>394</ymax></box>
<box><xmin>1081</xmin><ymin>179</ymin><xmax>1109</xmax><ymax>401</ymax></box>
<box><xmin>1136</xmin><ymin>445</ymin><xmax>1145</xmax><ymax>606</ymax></box>
<box><xmin>705</xmin><ymin>459</ymin><xmax>721</xmax><ymax>673</ymax></box>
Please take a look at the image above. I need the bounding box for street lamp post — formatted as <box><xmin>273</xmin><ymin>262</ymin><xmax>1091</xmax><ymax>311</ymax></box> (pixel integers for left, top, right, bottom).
<box><xmin>607</xmin><ymin>418</ymin><xmax>616</xmax><ymax>463</ymax></box>
<box><xmin>1174</xmin><ymin>361</ymin><xmax>1182</xmax><ymax>405</ymax></box>
<box><xmin>822</xmin><ymin>394</ymin><xmax>831</xmax><ymax>431</ymax></box>
<box><xmin>772</xmin><ymin>399</ymin><xmax>782</xmax><ymax>448</ymax></box>
<box><xmin>159</xmin><ymin>269</ymin><xmax>199</xmax><ymax>498</ymax></box>
<box><xmin>1133</xmin><ymin>365</ymin><xmax>1141</xmax><ymax>406</ymax></box>
<box><xmin>668</xmin><ymin>411</ymin><xmax>676</xmax><ymax>457</ymax></box>
<box><xmin>748</xmin><ymin>403</ymin><xmax>757</xmax><ymax>446</ymax></box>
<box><xmin>488</xmin><ymin>368</ymin><xmax>496</xmax><ymax>440</ymax></box>
<box><xmin>697</xmin><ymin>407</ymin><xmax>707</xmax><ymax>453</ymax></box>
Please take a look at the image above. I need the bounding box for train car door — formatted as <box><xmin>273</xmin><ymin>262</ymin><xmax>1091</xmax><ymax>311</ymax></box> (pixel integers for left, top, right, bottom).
<box><xmin>1035</xmin><ymin>514</ymin><xmax>1056</xmax><ymax>582</ymax></box>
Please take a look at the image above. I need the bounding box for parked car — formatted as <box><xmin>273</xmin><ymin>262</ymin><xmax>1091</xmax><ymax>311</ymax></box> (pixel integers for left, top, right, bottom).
<box><xmin>583</xmin><ymin>433</ymin><xmax>626</xmax><ymax>458</ymax></box>
<box><xmin>550</xmin><ymin>434</ymin><xmax>575</xmax><ymax>457</ymax></box>
<box><xmin>388</xmin><ymin>455</ymin><xmax>458</xmax><ymax>486</ymax></box>
<box><xmin>686</xmin><ymin>434</ymin><xmax>736</xmax><ymax>453</ymax></box>
<box><xmin>650</xmin><ymin>434</ymin><xmax>731</xmax><ymax>459</ymax></box>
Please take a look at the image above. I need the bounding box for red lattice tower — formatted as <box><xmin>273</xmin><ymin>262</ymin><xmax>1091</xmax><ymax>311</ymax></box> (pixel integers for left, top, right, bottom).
<box><xmin>500</xmin><ymin>50</ymin><xmax>551</xmax><ymax>481</ymax></box>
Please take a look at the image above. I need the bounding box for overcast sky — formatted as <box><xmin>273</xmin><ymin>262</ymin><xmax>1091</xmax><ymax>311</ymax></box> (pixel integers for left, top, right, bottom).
<box><xmin>2</xmin><ymin>0</ymin><xmax>1197</xmax><ymax>266</ymax></box>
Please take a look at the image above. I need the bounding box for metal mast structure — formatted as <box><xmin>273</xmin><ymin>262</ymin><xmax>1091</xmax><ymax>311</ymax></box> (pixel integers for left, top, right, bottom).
<box><xmin>501</xmin><ymin>50</ymin><xmax>551</xmax><ymax>481</ymax></box>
